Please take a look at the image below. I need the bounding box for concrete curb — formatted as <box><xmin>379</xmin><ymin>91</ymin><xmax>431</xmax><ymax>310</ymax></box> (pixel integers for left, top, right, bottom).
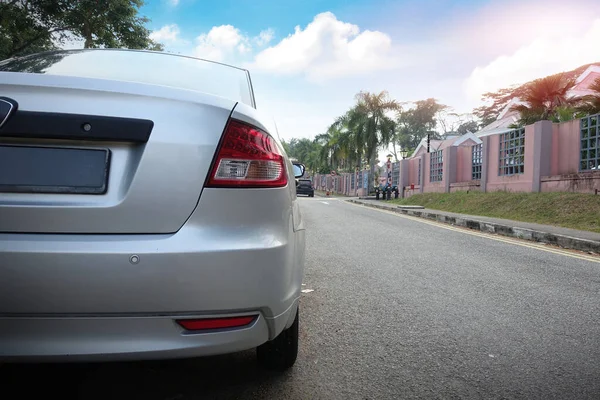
<box><xmin>347</xmin><ymin>199</ymin><xmax>600</xmax><ymax>254</ymax></box>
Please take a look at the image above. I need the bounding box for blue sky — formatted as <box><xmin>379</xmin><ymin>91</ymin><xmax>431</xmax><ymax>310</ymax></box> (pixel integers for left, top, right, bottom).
<box><xmin>142</xmin><ymin>0</ymin><xmax>600</xmax><ymax>154</ymax></box>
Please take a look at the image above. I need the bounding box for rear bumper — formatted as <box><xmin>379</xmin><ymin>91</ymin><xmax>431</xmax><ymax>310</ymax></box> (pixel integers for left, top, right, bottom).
<box><xmin>0</xmin><ymin>300</ymin><xmax>298</xmax><ymax>362</ymax></box>
<box><xmin>0</xmin><ymin>188</ymin><xmax>305</xmax><ymax>361</ymax></box>
<box><xmin>296</xmin><ymin>188</ymin><xmax>314</xmax><ymax>196</ymax></box>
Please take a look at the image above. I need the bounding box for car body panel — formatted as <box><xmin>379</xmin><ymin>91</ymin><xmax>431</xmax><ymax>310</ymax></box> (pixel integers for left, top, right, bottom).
<box><xmin>0</xmin><ymin>72</ymin><xmax>237</xmax><ymax>234</ymax></box>
<box><xmin>0</xmin><ymin>313</ymin><xmax>271</xmax><ymax>362</ymax></box>
<box><xmin>0</xmin><ymin>50</ymin><xmax>306</xmax><ymax>362</ymax></box>
<box><xmin>0</xmin><ymin>49</ymin><xmax>256</xmax><ymax>107</ymax></box>
<box><xmin>0</xmin><ymin>188</ymin><xmax>302</xmax><ymax>316</ymax></box>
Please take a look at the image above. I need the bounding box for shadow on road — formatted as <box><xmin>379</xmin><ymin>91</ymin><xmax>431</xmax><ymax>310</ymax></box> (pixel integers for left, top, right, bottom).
<box><xmin>2</xmin><ymin>350</ymin><xmax>292</xmax><ymax>399</ymax></box>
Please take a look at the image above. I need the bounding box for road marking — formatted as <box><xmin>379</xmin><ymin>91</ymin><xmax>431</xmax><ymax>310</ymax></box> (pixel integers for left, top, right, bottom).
<box><xmin>301</xmin><ymin>289</ymin><xmax>314</xmax><ymax>293</ymax></box>
<box><xmin>345</xmin><ymin>201</ymin><xmax>600</xmax><ymax>264</ymax></box>
<box><xmin>320</xmin><ymin>201</ymin><xmax>329</xmax><ymax>205</ymax></box>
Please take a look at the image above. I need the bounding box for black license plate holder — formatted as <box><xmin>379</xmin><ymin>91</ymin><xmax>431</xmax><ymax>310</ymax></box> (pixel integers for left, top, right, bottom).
<box><xmin>0</xmin><ymin>145</ymin><xmax>110</xmax><ymax>194</ymax></box>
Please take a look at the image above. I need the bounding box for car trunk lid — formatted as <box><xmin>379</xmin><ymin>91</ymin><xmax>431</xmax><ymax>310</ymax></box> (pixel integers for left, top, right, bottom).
<box><xmin>0</xmin><ymin>73</ymin><xmax>236</xmax><ymax>234</ymax></box>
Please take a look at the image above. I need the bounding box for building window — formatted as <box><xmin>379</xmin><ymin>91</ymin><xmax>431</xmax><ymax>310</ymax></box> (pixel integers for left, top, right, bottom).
<box><xmin>430</xmin><ymin>150</ymin><xmax>443</xmax><ymax>182</ymax></box>
<box><xmin>581</xmin><ymin>114</ymin><xmax>599</xmax><ymax>171</ymax></box>
<box><xmin>472</xmin><ymin>143</ymin><xmax>483</xmax><ymax>180</ymax></box>
<box><xmin>418</xmin><ymin>159</ymin><xmax>421</xmax><ymax>185</ymax></box>
<box><xmin>499</xmin><ymin>128</ymin><xmax>525</xmax><ymax>176</ymax></box>
<box><xmin>351</xmin><ymin>173</ymin><xmax>355</xmax><ymax>189</ymax></box>
<box><xmin>392</xmin><ymin>162</ymin><xmax>400</xmax><ymax>186</ymax></box>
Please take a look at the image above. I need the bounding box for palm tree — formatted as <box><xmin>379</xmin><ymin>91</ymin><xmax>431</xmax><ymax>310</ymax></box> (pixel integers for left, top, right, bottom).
<box><xmin>329</xmin><ymin>111</ymin><xmax>363</xmax><ymax>171</ymax></box>
<box><xmin>510</xmin><ymin>73</ymin><xmax>579</xmax><ymax>125</ymax></box>
<box><xmin>577</xmin><ymin>77</ymin><xmax>600</xmax><ymax>115</ymax></box>
<box><xmin>352</xmin><ymin>91</ymin><xmax>400</xmax><ymax>186</ymax></box>
<box><xmin>294</xmin><ymin>138</ymin><xmax>315</xmax><ymax>164</ymax></box>
<box><xmin>314</xmin><ymin>132</ymin><xmax>334</xmax><ymax>170</ymax></box>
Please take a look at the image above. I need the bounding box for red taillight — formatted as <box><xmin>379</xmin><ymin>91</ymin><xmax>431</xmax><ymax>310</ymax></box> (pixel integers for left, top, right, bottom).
<box><xmin>206</xmin><ymin>120</ymin><xmax>287</xmax><ymax>188</ymax></box>
<box><xmin>176</xmin><ymin>316</ymin><xmax>256</xmax><ymax>331</ymax></box>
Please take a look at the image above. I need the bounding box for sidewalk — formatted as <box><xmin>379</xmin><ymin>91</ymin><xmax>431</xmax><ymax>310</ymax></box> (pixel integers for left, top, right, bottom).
<box><xmin>347</xmin><ymin>198</ymin><xmax>600</xmax><ymax>253</ymax></box>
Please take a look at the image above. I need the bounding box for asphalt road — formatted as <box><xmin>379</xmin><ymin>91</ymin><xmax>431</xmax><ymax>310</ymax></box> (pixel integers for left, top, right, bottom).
<box><xmin>3</xmin><ymin>198</ymin><xmax>600</xmax><ymax>399</ymax></box>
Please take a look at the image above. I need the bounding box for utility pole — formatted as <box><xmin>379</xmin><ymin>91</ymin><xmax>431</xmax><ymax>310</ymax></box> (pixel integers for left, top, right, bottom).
<box><xmin>427</xmin><ymin>133</ymin><xmax>430</xmax><ymax>153</ymax></box>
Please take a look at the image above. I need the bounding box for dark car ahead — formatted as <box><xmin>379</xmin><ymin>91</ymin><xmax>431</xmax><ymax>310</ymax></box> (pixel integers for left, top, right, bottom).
<box><xmin>296</xmin><ymin>179</ymin><xmax>314</xmax><ymax>197</ymax></box>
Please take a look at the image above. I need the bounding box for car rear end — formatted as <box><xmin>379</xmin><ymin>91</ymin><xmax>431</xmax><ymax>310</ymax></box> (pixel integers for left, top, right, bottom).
<box><xmin>0</xmin><ymin>50</ymin><xmax>305</xmax><ymax>363</ymax></box>
<box><xmin>296</xmin><ymin>179</ymin><xmax>314</xmax><ymax>197</ymax></box>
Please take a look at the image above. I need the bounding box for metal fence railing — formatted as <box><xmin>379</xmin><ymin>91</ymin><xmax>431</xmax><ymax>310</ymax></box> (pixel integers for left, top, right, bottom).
<box><xmin>580</xmin><ymin>113</ymin><xmax>599</xmax><ymax>171</ymax></box>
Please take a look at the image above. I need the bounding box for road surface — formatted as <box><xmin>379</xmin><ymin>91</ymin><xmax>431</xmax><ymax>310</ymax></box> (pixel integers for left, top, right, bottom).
<box><xmin>4</xmin><ymin>198</ymin><xmax>600</xmax><ymax>399</ymax></box>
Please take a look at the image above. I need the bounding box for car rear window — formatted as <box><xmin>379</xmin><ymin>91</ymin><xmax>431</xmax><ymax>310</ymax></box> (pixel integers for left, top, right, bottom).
<box><xmin>0</xmin><ymin>49</ymin><xmax>255</xmax><ymax>107</ymax></box>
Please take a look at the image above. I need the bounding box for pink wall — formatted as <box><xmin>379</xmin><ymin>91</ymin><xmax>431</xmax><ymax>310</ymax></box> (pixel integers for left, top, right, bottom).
<box><xmin>422</xmin><ymin>152</ymin><xmax>446</xmax><ymax>193</ymax></box>
<box><xmin>314</xmin><ymin>118</ymin><xmax>598</xmax><ymax>198</ymax></box>
<box><xmin>408</xmin><ymin>157</ymin><xmax>420</xmax><ymax>187</ymax></box>
<box><xmin>551</xmin><ymin>119</ymin><xmax>581</xmax><ymax>175</ymax></box>
<box><xmin>450</xmin><ymin>183</ymin><xmax>481</xmax><ymax>192</ymax></box>
<box><xmin>456</xmin><ymin>146</ymin><xmax>474</xmax><ymax>182</ymax></box>
<box><xmin>541</xmin><ymin>174</ymin><xmax>600</xmax><ymax>193</ymax></box>
<box><xmin>486</xmin><ymin>125</ymin><xmax>535</xmax><ymax>192</ymax></box>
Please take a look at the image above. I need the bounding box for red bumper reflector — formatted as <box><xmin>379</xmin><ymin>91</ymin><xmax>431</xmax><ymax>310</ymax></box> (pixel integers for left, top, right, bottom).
<box><xmin>176</xmin><ymin>316</ymin><xmax>256</xmax><ymax>331</ymax></box>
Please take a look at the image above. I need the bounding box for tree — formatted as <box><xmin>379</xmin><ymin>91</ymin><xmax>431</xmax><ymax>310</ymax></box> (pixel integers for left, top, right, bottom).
<box><xmin>457</xmin><ymin>120</ymin><xmax>479</xmax><ymax>134</ymax></box>
<box><xmin>473</xmin><ymin>63</ymin><xmax>599</xmax><ymax>128</ymax></box>
<box><xmin>0</xmin><ymin>0</ymin><xmax>163</xmax><ymax>60</ymax></box>
<box><xmin>577</xmin><ymin>77</ymin><xmax>600</xmax><ymax>115</ymax></box>
<box><xmin>435</xmin><ymin>109</ymin><xmax>480</xmax><ymax>137</ymax></box>
<box><xmin>352</xmin><ymin>91</ymin><xmax>400</xmax><ymax>185</ymax></box>
<box><xmin>335</xmin><ymin>107</ymin><xmax>368</xmax><ymax>170</ymax></box>
<box><xmin>510</xmin><ymin>73</ymin><xmax>579</xmax><ymax>125</ymax></box>
<box><xmin>473</xmin><ymin>86</ymin><xmax>520</xmax><ymax>128</ymax></box>
<box><xmin>395</xmin><ymin>98</ymin><xmax>446</xmax><ymax>154</ymax></box>
<box><xmin>0</xmin><ymin>1</ymin><xmax>59</xmax><ymax>59</ymax></box>
<box><xmin>280</xmin><ymin>138</ymin><xmax>298</xmax><ymax>157</ymax></box>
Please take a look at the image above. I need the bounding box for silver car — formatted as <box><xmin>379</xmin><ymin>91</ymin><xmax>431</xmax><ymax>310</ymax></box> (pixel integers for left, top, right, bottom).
<box><xmin>0</xmin><ymin>49</ymin><xmax>306</xmax><ymax>370</ymax></box>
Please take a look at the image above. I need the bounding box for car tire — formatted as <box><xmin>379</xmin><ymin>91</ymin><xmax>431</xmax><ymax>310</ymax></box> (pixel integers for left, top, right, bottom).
<box><xmin>309</xmin><ymin>193</ymin><xmax>314</xmax><ymax>197</ymax></box>
<box><xmin>257</xmin><ymin>308</ymin><xmax>299</xmax><ymax>371</ymax></box>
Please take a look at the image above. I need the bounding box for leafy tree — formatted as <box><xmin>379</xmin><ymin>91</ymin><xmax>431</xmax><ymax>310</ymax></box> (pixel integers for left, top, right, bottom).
<box><xmin>395</xmin><ymin>98</ymin><xmax>446</xmax><ymax>154</ymax></box>
<box><xmin>280</xmin><ymin>138</ymin><xmax>298</xmax><ymax>157</ymax></box>
<box><xmin>473</xmin><ymin>86</ymin><xmax>520</xmax><ymax>128</ymax></box>
<box><xmin>0</xmin><ymin>0</ymin><xmax>163</xmax><ymax>60</ymax></box>
<box><xmin>0</xmin><ymin>1</ymin><xmax>59</xmax><ymax>59</ymax></box>
<box><xmin>457</xmin><ymin>120</ymin><xmax>479</xmax><ymax>134</ymax></box>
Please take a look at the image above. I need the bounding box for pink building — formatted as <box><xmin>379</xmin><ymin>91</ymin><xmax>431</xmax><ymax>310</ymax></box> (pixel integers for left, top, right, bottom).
<box><xmin>400</xmin><ymin>117</ymin><xmax>600</xmax><ymax>196</ymax></box>
<box><xmin>313</xmin><ymin>114</ymin><xmax>600</xmax><ymax>197</ymax></box>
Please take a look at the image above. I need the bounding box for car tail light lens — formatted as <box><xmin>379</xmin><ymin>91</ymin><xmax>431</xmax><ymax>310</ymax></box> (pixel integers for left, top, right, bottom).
<box><xmin>176</xmin><ymin>316</ymin><xmax>256</xmax><ymax>331</ymax></box>
<box><xmin>207</xmin><ymin>120</ymin><xmax>287</xmax><ymax>188</ymax></box>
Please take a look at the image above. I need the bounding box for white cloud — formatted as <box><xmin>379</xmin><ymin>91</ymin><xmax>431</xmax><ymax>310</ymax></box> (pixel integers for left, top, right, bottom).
<box><xmin>255</xmin><ymin>29</ymin><xmax>274</xmax><ymax>46</ymax></box>
<box><xmin>167</xmin><ymin>0</ymin><xmax>180</xmax><ymax>6</ymax></box>
<box><xmin>150</xmin><ymin>24</ymin><xmax>181</xmax><ymax>43</ymax></box>
<box><xmin>464</xmin><ymin>18</ymin><xmax>600</xmax><ymax>102</ymax></box>
<box><xmin>192</xmin><ymin>25</ymin><xmax>276</xmax><ymax>62</ymax></box>
<box><xmin>193</xmin><ymin>25</ymin><xmax>250</xmax><ymax>62</ymax></box>
<box><xmin>249</xmin><ymin>12</ymin><xmax>395</xmax><ymax>81</ymax></box>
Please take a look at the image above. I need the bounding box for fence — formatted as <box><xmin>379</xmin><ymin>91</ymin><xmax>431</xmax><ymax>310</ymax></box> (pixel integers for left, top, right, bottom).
<box><xmin>403</xmin><ymin>116</ymin><xmax>600</xmax><ymax>196</ymax></box>
<box><xmin>309</xmin><ymin>115</ymin><xmax>600</xmax><ymax>197</ymax></box>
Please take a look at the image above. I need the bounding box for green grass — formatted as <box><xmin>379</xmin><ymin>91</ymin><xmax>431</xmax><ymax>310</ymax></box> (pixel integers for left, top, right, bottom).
<box><xmin>390</xmin><ymin>192</ymin><xmax>600</xmax><ymax>233</ymax></box>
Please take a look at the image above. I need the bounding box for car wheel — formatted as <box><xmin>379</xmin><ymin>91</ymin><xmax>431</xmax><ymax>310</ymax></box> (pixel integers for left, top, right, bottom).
<box><xmin>257</xmin><ymin>308</ymin><xmax>299</xmax><ymax>371</ymax></box>
<box><xmin>309</xmin><ymin>193</ymin><xmax>314</xmax><ymax>197</ymax></box>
